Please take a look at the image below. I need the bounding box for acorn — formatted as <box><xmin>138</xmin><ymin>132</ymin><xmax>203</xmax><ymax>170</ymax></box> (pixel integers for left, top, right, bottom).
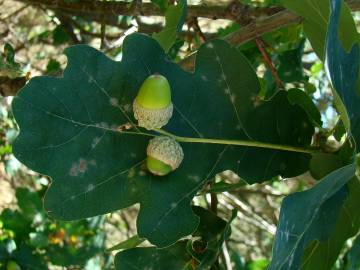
<box><xmin>146</xmin><ymin>136</ymin><xmax>184</xmax><ymax>176</ymax></box>
<box><xmin>133</xmin><ymin>74</ymin><xmax>173</xmax><ymax>130</ymax></box>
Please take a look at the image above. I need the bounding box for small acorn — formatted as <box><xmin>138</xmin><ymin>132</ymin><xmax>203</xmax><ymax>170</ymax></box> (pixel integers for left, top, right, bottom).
<box><xmin>146</xmin><ymin>136</ymin><xmax>184</xmax><ymax>176</ymax></box>
<box><xmin>133</xmin><ymin>74</ymin><xmax>173</xmax><ymax>130</ymax></box>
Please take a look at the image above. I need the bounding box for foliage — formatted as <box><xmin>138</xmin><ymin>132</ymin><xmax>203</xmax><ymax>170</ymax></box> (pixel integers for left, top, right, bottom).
<box><xmin>0</xmin><ymin>0</ymin><xmax>359</xmax><ymax>269</ymax></box>
<box><xmin>0</xmin><ymin>187</ymin><xmax>112</xmax><ymax>269</ymax></box>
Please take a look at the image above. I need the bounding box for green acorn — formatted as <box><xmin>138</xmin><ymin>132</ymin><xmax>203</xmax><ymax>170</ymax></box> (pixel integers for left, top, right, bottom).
<box><xmin>133</xmin><ymin>74</ymin><xmax>173</xmax><ymax>130</ymax></box>
<box><xmin>146</xmin><ymin>136</ymin><xmax>184</xmax><ymax>176</ymax></box>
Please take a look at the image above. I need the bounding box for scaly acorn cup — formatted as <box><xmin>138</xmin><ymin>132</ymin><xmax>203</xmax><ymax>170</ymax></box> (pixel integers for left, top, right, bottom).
<box><xmin>133</xmin><ymin>74</ymin><xmax>173</xmax><ymax>130</ymax></box>
<box><xmin>146</xmin><ymin>136</ymin><xmax>184</xmax><ymax>176</ymax></box>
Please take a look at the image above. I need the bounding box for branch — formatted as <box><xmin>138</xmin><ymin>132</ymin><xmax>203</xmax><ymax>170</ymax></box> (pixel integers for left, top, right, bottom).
<box><xmin>55</xmin><ymin>12</ymin><xmax>82</xmax><ymax>44</ymax></box>
<box><xmin>59</xmin><ymin>12</ymin><xmax>126</xmax><ymax>40</ymax></box>
<box><xmin>16</xmin><ymin>0</ymin><xmax>283</xmax><ymax>24</ymax></box>
<box><xmin>255</xmin><ymin>38</ymin><xmax>284</xmax><ymax>89</ymax></box>
<box><xmin>180</xmin><ymin>0</ymin><xmax>360</xmax><ymax>70</ymax></box>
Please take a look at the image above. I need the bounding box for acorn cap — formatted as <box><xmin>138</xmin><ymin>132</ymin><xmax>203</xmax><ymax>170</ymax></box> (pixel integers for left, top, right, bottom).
<box><xmin>133</xmin><ymin>100</ymin><xmax>173</xmax><ymax>130</ymax></box>
<box><xmin>146</xmin><ymin>136</ymin><xmax>184</xmax><ymax>173</ymax></box>
<box><xmin>133</xmin><ymin>74</ymin><xmax>173</xmax><ymax>130</ymax></box>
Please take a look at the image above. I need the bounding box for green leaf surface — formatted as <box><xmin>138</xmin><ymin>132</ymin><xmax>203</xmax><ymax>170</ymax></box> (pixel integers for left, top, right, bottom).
<box><xmin>207</xmin><ymin>180</ymin><xmax>246</xmax><ymax>193</ymax></box>
<box><xmin>309</xmin><ymin>153</ymin><xmax>343</xmax><ymax>180</ymax></box>
<box><xmin>277</xmin><ymin>41</ymin><xmax>305</xmax><ymax>83</ymax></box>
<box><xmin>153</xmin><ymin>0</ymin><xmax>187</xmax><ymax>52</ymax></box>
<box><xmin>12</xmin><ymin>34</ymin><xmax>313</xmax><ymax>248</ymax></box>
<box><xmin>53</xmin><ymin>25</ymin><xmax>71</xmax><ymax>45</ymax></box>
<box><xmin>13</xmin><ymin>245</ymin><xmax>47</xmax><ymax>270</ymax></box>
<box><xmin>114</xmin><ymin>207</ymin><xmax>235</xmax><ymax>270</ymax></box>
<box><xmin>15</xmin><ymin>188</ymin><xmax>43</xmax><ymax>222</ymax></box>
<box><xmin>345</xmin><ymin>234</ymin><xmax>360</xmax><ymax>270</ymax></box>
<box><xmin>269</xmin><ymin>163</ymin><xmax>356</xmax><ymax>270</ymax></box>
<box><xmin>107</xmin><ymin>235</ymin><xmax>145</xmax><ymax>252</ymax></box>
<box><xmin>287</xmin><ymin>88</ymin><xmax>322</xmax><ymax>128</ymax></box>
<box><xmin>282</xmin><ymin>0</ymin><xmax>359</xmax><ymax>60</ymax></box>
<box><xmin>191</xmin><ymin>206</ymin><xmax>227</xmax><ymax>242</ymax></box>
<box><xmin>189</xmin><ymin>209</ymin><xmax>237</xmax><ymax>270</ymax></box>
<box><xmin>247</xmin><ymin>258</ymin><xmax>269</xmax><ymax>270</ymax></box>
<box><xmin>325</xmin><ymin>0</ymin><xmax>360</xmax><ymax>150</ymax></box>
<box><xmin>0</xmin><ymin>209</ymin><xmax>31</xmax><ymax>240</ymax></box>
<box><xmin>300</xmin><ymin>177</ymin><xmax>360</xmax><ymax>270</ymax></box>
<box><xmin>115</xmin><ymin>240</ymin><xmax>192</xmax><ymax>270</ymax></box>
<box><xmin>0</xmin><ymin>43</ymin><xmax>23</xmax><ymax>78</ymax></box>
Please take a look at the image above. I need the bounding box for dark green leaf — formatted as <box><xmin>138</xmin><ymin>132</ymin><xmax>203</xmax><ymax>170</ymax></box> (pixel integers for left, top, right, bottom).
<box><xmin>0</xmin><ymin>43</ymin><xmax>22</xmax><ymax>78</ymax></box>
<box><xmin>29</xmin><ymin>232</ymin><xmax>49</xmax><ymax>249</ymax></box>
<box><xmin>269</xmin><ymin>164</ymin><xmax>356</xmax><ymax>270</ymax></box>
<box><xmin>192</xmin><ymin>206</ymin><xmax>227</xmax><ymax>242</ymax></box>
<box><xmin>53</xmin><ymin>25</ymin><xmax>71</xmax><ymax>45</ymax></box>
<box><xmin>46</xmin><ymin>59</ymin><xmax>62</xmax><ymax>76</ymax></box>
<box><xmin>303</xmin><ymin>82</ymin><xmax>316</xmax><ymax>95</ymax></box>
<box><xmin>190</xmin><ymin>210</ymin><xmax>237</xmax><ymax>269</ymax></box>
<box><xmin>0</xmin><ymin>209</ymin><xmax>31</xmax><ymax>239</ymax></box>
<box><xmin>325</xmin><ymin>0</ymin><xmax>360</xmax><ymax>150</ymax></box>
<box><xmin>345</xmin><ymin>234</ymin><xmax>360</xmax><ymax>270</ymax></box>
<box><xmin>287</xmin><ymin>88</ymin><xmax>322</xmax><ymax>128</ymax></box>
<box><xmin>4</xmin><ymin>43</ymin><xmax>16</xmax><ymax>64</ymax></box>
<box><xmin>13</xmin><ymin>245</ymin><xmax>47</xmax><ymax>270</ymax></box>
<box><xmin>309</xmin><ymin>153</ymin><xmax>343</xmax><ymax>180</ymax></box>
<box><xmin>300</xmin><ymin>177</ymin><xmax>360</xmax><ymax>270</ymax></box>
<box><xmin>12</xmin><ymin>34</ymin><xmax>313</xmax><ymax>248</ymax></box>
<box><xmin>333</xmin><ymin>120</ymin><xmax>346</xmax><ymax>141</ymax></box>
<box><xmin>153</xmin><ymin>0</ymin><xmax>187</xmax><ymax>52</ymax></box>
<box><xmin>16</xmin><ymin>188</ymin><xmax>43</xmax><ymax>222</ymax></box>
<box><xmin>283</xmin><ymin>0</ymin><xmax>359</xmax><ymax>60</ymax></box>
<box><xmin>277</xmin><ymin>40</ymin><xmax>305</xmax><ymax>83</ymax></box>
<box><xmin>114</xmin><ymin>241</ymin><xmax>192</xmax><ymax>270</ymax></box>
<box><xmin>107</xmin><ymin>235</ymin><xmax>145</xmax><ymax>252</ymax></box>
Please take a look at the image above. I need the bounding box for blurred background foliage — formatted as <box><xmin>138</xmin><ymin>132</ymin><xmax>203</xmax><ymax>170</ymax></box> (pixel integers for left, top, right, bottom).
<box><xmin>0</xmin><ymin>0</ymin><xmax>359</xmax><ymax>269</ymax></box>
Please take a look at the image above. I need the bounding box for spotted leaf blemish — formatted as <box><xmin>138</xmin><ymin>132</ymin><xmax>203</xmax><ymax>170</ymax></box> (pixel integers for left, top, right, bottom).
<box><xmin>69</xmin><ymin>158</ymin><xmax>96</xmax><ymax>176</ymax></box>
<box><xmin>110</xmin><ymin>97</ymin><xmax>119</xmax><ymax>106</ymax></box>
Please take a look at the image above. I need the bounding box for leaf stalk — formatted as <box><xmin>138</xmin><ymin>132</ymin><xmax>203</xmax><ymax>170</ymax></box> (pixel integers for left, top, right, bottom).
<box><xmin>154</xmin><ymin>129</ymin><xmax>318</xmax><ymax>154</ymax></box>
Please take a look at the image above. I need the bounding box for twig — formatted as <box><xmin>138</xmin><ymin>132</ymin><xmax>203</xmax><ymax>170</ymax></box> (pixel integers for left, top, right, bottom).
<box><xmin>181</xmin><ymin>0</ymin><xmax>360</xmax><ymax>70</ymax></box>
<box><xmin>210</xmin><ymin>192</ymin><xmax>218</xmax><ymax>214</ymax></box>
<box><xmin>56</xmin><ymin>12</ymin><xmax>81</xmax><ymax>44</ymax></box>
<box><xmin>190</xmin><ymin>17</ymin><xmax>206</xmax><ymax>43</ymax></box>
<box><xmin>255</xmin><ymin>37</ymin><xmax>284</xmax><ymax>89</ymax></box>
<box><xmin>179</xmin><ymin>9</ymin><xmax>303</xmax><ymax>70</ymax></box>
<box><xmin>59</xmin><ymin>12</ymin><xmax>125</xmax><ymax>40</ymax></box>
<box><xmin>16</xmin><ymin>0</ymin><xmax>285</xmax><ymax>23</ymax></box>
<box><xmin>100</xmin><ymin>16</ymin><xmax>106</xmax><ymax>50</ymax></box>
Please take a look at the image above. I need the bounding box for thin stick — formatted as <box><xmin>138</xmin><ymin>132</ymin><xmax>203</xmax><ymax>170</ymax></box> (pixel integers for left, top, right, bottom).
<box><xmin>255</xmin><ymin>37</ymin><xmax>285</xmax><ymax>89</ymax></box>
